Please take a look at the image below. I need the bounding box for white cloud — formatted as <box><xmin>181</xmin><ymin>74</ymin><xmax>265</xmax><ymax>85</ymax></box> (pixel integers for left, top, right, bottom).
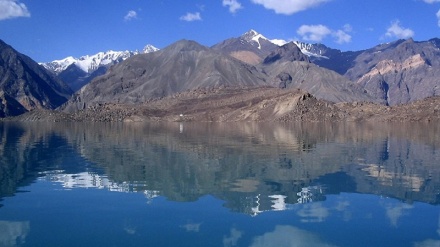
<box><xmin>179</xmin><ymin>12</ymin><xmax>202</xmax><ymax>22</ymax></box>
<box><xmin>343</xmin><ymin>24</ymin><xmax>353</xmax><ymax>32</ymax></box>
<box><xmin>333</xmin><ymin>30</ymin><xmax>352</xmax><ymax>44</ymax></box>
<box><xmin>124</xmin><ymin>10</ymin><xmax>137</xmax><ymax>21</ymax></box>
<box><xmin>297</xmin><ymin>24</ymin><xmax>332</xmax><ymax>42</ymax></box>
<box><xmin>422</xmin><ymin>0</ymin><xmax>440</xmax><ymax>27</ymax></box>
<box><xmin>251</xmin><ymin>0</ymin><xmax>329</xmax><ymax>15</ymax></box>
<box><xmin>385</xmin><ymin>20</ymin><xmax>414</xmax><ymax>39</ymax></box>
<box><xmin>297</xmin><ymin>24</ymin><xmax>352</xmax><ymax>44</ymax></box>
<box><xmin>223</xmin><ymin>0</ymin><xmax>243</xmax><ymax>13</ymax></box>
<box><xmin>437</xmin><ymin>9</ymin><xmax>440</xmax><ymax>27</ymax></box>
<box><xmin>0</xmin><ymin>0</ymin><xmax>30</xmax><ymax>20</ymax></box>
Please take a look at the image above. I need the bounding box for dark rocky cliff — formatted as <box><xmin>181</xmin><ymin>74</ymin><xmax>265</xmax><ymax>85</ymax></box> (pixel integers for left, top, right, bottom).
<box><xmin>0</xmin><ymin>40</ymin><xmax>73</xmax><ymax>117</ymax></box>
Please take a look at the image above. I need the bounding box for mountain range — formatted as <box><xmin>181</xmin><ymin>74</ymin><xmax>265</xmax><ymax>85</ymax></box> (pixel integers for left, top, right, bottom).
<box><xmin>40</xmin><ymin>44</ymin><xmax>159</xmax><ymax>91</ymax></box>
<box><xmin>0</xmin><ymin>30</ymin><xmax>439</xmax><ymax>118</ymax></box>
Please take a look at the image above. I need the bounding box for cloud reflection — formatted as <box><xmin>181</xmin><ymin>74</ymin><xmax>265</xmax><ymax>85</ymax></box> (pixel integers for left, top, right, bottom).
<box><xmin>223</xmin><ymin>228</ymin><xmax>243</xmax><ymax>247</ymax></box>
<box><xmin>384</xmin><ymin>203</ymin><xmax>413</xmax><ymax>227</ymax></box>
<box><xmin>0</xmin><ymin>221</ymin><xmax>30</xmax><ymax>247</ymax></box>
<box><xmin>334</xmin><ymin>200</ymin><xmax>352</xmax><ymax>222</ymax></box>
<box><xmin>297</xmin><ymin>203</ymin><xmax>329</xmax><ymax>223</ymax></box>
<box><xmin>180</xmin><ymin>222</ymin><xmax>202</xmax><ymax>232</ymax></box>
<box><xmin>250</xmin><ymin>225</ymin><xmax>338</xmax><ymax>247</ymax></box>
<box><xmin>414</xmin><ymin>239</ymin><xmax>440</xmax><ymax>247</ymax></box>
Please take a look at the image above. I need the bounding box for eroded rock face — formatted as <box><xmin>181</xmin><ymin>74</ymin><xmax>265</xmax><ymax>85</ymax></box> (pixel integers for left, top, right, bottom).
<box><xmin>345</xmin><ymin>39</ymin><xmax>440</xmax><ymax>105</ymax></box>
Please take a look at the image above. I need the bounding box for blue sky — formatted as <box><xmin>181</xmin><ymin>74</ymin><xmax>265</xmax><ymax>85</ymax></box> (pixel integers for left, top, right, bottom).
<box><xmin>1</xmin><ymin>0</ymin><xmax>439</xmax><ymax>62</ymax></box>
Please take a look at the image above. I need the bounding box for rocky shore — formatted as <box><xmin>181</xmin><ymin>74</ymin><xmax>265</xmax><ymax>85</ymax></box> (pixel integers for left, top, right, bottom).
<box><xmin>4</xmin><ymin>87</ymin><xmax>440</xmax><ymax>123</ymax></box>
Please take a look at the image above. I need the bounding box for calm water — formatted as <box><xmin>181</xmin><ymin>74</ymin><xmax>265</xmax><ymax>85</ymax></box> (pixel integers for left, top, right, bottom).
<box><xmin>0</xmin><ymin>121</ymin><xmax>440</xmax><ymax>247</ymax></box>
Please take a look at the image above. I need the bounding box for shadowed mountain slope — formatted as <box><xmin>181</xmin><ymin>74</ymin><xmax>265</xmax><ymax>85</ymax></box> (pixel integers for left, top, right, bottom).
<box><xmin>0</xmin><ymin>40</ymin><xmax>72</xmax><ymax>117</ymax></box>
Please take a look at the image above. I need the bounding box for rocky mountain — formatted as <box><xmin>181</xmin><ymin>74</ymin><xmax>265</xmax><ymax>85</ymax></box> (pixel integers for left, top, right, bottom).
<box><xmin>293</xmin><ymin>41</ymin><xmax>363</xmax><ymax>75</ymax></box>
<box><xmin>62</xmin><ymin>40</ymin><xmax>267</xmax><ymax>112</ymax></box>
<box><xmin>41</xmin><ymin>44</ymin><xmax>159</xmax><ymax>91</ymax></box>
<box><xmin>2</xmin><ymin>30</ymin><xmax>440</xmax><ymax>118</ymax></box>
<box><xmin>345</xmin><ymin>38</ymin><xmax>440</xmax><ymax>105</ymax></box>
<box><xmin>260</xmin><ymin>43</ymin><xmax>378</xmax><ymax>103</ymax></box>
<box><xmin>61</xmin><ymin>38</ymin><xmax>386</xmax><ymax>113</ymax></box>
<box><xmin>211</xmin><ymin>30</ymin><xmax>279</xmax><ymax>65</ymax></box>
<box><xmin>0</xmin><ymin>39</ymin><xmax>73</xmax><ymax>117</ymax></box>
<box><xmin>262</xmin><ymin>42</ymin><xmax>310</xmax><ymax>64</ymax></box>
<box><xmin>227</xmin><ymin>31</ymin><xmax>440</xmax><ymax>106</ymax></box>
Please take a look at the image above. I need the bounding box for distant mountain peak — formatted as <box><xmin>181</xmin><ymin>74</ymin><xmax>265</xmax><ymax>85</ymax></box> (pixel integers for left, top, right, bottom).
<box><xmin>241</xmin><ymin>29</ymin><xmax>269</xmax><ymax>50</ymax></box>
<box><xmin>166</xmin><ymin>39</ymin><xmax>209</xmax><ymax>53</ymax></box>
<box><xmin>40</xmin><ymin>44</ymin><xmax>160</xmax><ymax>92</ymax></box>
<box><xmin>143</xmin><ymin>44</ymin><xmax>160</xmax><ymax>54</ymax></box>
<box><xmin>41</xmin><ymin>44</ymin><xmax>160</xmax><ymax>75</ymax></box>
<box><xmin>263</xmin><ymin>42</ymin><xmax>310</xmax><ymax>64</ymax></box>
<box><xmin>242</xmin><ymin>29</ymin><xmax>261</xmax><ymax>39</ymax></box>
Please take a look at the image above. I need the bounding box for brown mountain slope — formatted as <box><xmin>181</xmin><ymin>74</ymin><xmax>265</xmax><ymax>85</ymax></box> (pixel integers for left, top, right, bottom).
<box><xmin>345</xmin><ymin>39</ymin><xmax>440</xmax><ymax>105</ymax></box>
<box><xmin>62</xmin><ymin>40</ymin><xmax>267</xmax><ymax>113</ymax></box>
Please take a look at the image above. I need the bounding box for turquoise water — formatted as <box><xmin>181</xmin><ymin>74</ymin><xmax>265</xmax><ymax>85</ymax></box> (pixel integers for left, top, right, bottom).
<box><xmin>0</xmin><ymin>122</ymin><xmax>439</xmax><ymax>247</ymax></box>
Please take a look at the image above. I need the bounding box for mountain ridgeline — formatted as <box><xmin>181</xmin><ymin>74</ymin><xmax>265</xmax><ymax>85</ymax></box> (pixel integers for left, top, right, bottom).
<box><xmin>41</xmin><ymin>45</ymin><xmax>159</xmax><ymax>92</ymax></box>
<box><xmin>1</xmin><ymin>30</ymin><xmax>440</xmax><ymax>118</ymax></box>
<box><xmin>63</xmin><ymin>38</ymin><xmax>382</xmax><ymax>112</ymax></box>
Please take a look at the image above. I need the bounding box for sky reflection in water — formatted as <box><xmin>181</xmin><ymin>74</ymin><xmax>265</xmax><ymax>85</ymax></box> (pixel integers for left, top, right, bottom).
<box><xmin>0</xmin><ymin>121</ymin><xmax>439</xmax><ymax>247</ymax></box>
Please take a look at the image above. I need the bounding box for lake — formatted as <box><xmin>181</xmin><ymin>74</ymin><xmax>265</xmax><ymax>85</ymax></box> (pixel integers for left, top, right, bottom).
<box><xmin>0</xmin><ymin>121</ymin><xmax>439</xmax><ymax>247</ymax></box>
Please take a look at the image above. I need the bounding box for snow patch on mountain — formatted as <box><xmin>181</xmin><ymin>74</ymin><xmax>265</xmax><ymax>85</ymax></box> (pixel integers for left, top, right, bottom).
<box><xmin>240</xmin><ymin>29</ymin><xmax>329</xmax><ymax>59</ymax></box>
<box><xmin>269</xmin><ymin>39</ymin><xmax>288</xmax><ymax>46</ymax></box>
<box><xmin>293</xmin><ymin>41</ymin><xmax>329</xmax><ymax>59</ymax></box>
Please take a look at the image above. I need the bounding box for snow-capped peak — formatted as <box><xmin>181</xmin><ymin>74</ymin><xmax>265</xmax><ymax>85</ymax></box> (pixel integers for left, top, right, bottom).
<box><xmin>41</xmin><ymin>44</ymin><xmax>160</xmax><ymax>75</ymax></box>
<box><xmin>74</xmin><ymin>50</ymin><xmax>136</xmax><ymax>73</ymax></box>
<box><xmin>241</xmin><ymin>29</ymin><xmax>291</xmax><ymax>48</ymax></box>
<box><xmin>41</xmin><ymin>56</ymin><xmax>77</xmax><ymax>74</ymax></box>
<box><xmin>143</xmin><ymin>44</ymin><xmax>159</xmax><ymax>53</ymax></box>
<box><xmin>241</xmin><ymin>29</ymin><xmax>270</xmax><ymax>49</ymax></box>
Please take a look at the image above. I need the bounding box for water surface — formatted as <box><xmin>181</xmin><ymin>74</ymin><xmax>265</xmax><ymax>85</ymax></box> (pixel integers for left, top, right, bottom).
<box><xmin>0</xmin><ymin>121</ymin><xmax>439</xmax><ymax>247</ymax></box>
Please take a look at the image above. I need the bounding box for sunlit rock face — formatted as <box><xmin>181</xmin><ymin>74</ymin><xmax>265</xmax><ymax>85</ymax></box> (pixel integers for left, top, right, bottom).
<box><xmin>346</xmin><ymin>39</ymin><xmax>440</xmax><ymax>106</ymax></box>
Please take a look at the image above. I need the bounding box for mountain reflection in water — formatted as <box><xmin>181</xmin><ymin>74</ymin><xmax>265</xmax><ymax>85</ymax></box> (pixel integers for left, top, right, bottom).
<box><xmin>0</xmin><ymin>121</ymin><xmax>439</xmax><ymax>246</ymax></box>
